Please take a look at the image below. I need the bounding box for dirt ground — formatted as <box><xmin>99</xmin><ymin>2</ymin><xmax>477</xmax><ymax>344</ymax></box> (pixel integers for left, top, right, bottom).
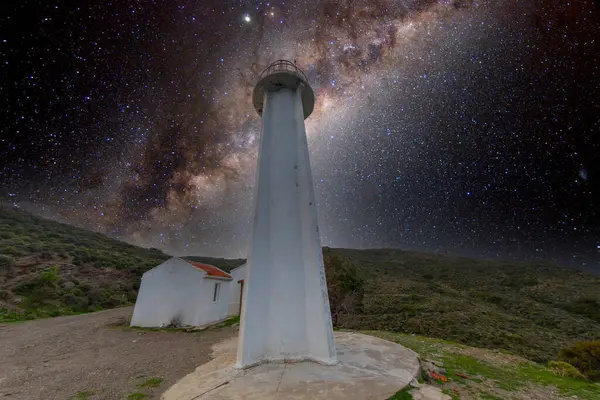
<box><xmin>0</xmin><ymin>307</ymin><xmax>236</xmax><ymax>400</ymax></box>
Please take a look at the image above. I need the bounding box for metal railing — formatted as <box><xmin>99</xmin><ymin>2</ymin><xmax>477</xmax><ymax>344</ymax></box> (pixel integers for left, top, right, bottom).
<box><xmin>258</xmin><ymin>60</ymin><xmax>308</xmax><ymax>83</ymax></box>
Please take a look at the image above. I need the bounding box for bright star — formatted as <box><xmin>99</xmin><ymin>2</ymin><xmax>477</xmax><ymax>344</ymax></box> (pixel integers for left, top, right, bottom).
<box><xmin>243</xmin><ymin>14</ymin><xmax>251</xmax><ymax>23</ymax></box>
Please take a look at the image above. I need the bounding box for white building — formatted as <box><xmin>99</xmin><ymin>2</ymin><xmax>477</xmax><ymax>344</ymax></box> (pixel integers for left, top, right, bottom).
<box><xmin>130</xmin><ymin>257</ymin><xmax>246</xmax><ymax>328</ymax></box>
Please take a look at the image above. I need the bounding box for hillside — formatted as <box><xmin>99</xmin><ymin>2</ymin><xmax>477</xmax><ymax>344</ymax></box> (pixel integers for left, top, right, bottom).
<box><xmin>1</xmin><ymin>206</ymin><xmax>600</xmax><ymax>367</ymax></box>
<box><xmin>326</xmin><ymin>247</ymin><xmax>600</xmax><ymax>363</ymax></box>
<box><xmin>0</xmin><ymin>206</ymin><xmax>170</xmax><ymax>320</ymax></box>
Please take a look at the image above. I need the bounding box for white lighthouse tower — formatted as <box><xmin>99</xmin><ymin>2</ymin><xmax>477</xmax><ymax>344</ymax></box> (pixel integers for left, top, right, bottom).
<box><xmin>236</xmin><ymin>60</ymin><xmax>337</xmax><ymax>367</ymax></box>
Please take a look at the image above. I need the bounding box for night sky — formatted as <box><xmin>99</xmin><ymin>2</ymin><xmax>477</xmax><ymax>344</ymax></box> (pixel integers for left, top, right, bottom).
<box><xmin>1</xmin><ymin>0</ymin><xmax>599</xmax><ymax>271</ymax></box>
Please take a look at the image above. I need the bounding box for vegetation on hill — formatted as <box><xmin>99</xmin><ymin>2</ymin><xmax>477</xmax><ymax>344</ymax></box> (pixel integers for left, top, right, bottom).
<box><xmin>0</xmin><ymin>206</ymin><xmax>169</xmax><ymax>321</ymax></box>
<box><xmin>323</xmin><ymin>252</ymin><xmax>365</xmax><ymax>325</ymax></box>
<box><xmin>325</xmin><ymin>247</ymin><xmax>600</xmax><ymax>365</ymax></box>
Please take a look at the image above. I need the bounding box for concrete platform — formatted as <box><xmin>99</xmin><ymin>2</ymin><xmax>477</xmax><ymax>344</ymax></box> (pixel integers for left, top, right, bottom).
<box><xmin>162</xmin><ymin>331</ymin><xmax>420</xmax><ymax>400</ymax></box>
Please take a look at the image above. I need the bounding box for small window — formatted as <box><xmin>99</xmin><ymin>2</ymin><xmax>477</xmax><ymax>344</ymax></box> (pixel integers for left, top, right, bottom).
<box><xmin>213</xmin><ymin>282</ymin><xmax>221</xmax><ymax>302</ymax></box>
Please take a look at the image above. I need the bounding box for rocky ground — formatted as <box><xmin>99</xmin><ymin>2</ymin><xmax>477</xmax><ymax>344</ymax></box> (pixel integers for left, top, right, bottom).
<box><xmin>0</xmin><ymin>307</ymin><xmax>235</xmax><ymax>400</ymax></box>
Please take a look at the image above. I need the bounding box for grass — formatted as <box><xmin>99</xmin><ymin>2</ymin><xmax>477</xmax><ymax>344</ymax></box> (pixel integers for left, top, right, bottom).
<box><xmin>126</xmin><ymin>393</ymin><xmax>148</xmax><ymax>400</ymax></box>
<box><xmin>479</xmin><ymin>394</ymin><xmax>502</xmax><ymax>400</ymax></box>
<box><xmin>73</xmin><ymin>391</ymin><xmax>95</xmax><ymax>400</ymax></box>
<box><xmin>368</xmin><ymin>331</ymin><xmax>600</xmax><ymax>400</ymax></box>
<box><xmin>388</xmin><ymin>387</ymin><xmax>413</xmax><ymax>399</ymax></box>
<box><xmin>221</xmin><ymin>315</ymin><xmax>240</xmax><ymax>326</ymax></box>
<box><xmin>136</xmin><ymin>377</ymin><xmax>163</xmax><ymax>389</ymax></box>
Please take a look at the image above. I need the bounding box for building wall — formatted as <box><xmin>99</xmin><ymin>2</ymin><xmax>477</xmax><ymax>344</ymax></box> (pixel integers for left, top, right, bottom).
<box><xmin>130</xmin><ymin>258</ymin><xmax>232</xmax><ymax>327</ymax></box>
<box><xmin>227</xmin><ymin>264</ymin><xmax>246</xmax><ymax>316</ymax></box>
<box><xmin>196</xmin><ymin>277</ymin><xmax>231</xmax><ymax>326</ymax></box>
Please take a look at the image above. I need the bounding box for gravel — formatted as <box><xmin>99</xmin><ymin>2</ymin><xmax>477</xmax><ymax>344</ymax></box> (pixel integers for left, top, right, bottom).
<box><xmin>0</xmin><ymin>307</ymin><xmax>235</xmax><ymax>400</ymax></box>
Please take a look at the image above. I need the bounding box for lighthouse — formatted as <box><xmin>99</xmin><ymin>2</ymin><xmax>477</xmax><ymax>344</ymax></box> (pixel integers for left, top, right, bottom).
<box><xmin>236</xmin><ymin>60</ymin><xmax>337</xmax><ymax>367</ymax></box>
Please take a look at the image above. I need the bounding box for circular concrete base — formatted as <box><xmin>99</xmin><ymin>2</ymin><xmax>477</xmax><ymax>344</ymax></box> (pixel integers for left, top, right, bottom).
<box><xmin>162</xmin><ymin>332</ymin><xmax>420</xmax><ymax>400</ymax></box>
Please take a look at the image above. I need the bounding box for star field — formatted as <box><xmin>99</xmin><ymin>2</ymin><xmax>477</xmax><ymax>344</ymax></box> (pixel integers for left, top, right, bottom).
<box><xmin>0</xmin><ymin>0</ymin><xmax>599</xmax><ymax>271</ymax></box>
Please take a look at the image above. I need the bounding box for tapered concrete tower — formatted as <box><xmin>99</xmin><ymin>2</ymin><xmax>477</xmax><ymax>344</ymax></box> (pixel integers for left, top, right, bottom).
<box><xmin>236</xmin><ymin>60</ymin><xmax>337</xmax><ymax>367</ymax></box>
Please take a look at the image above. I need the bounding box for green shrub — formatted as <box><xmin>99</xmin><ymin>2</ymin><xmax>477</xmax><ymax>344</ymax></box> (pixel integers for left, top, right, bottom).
<box><xmin>24</xmin><ymin>242</ymin><xmax>42</xmax><ymax>253</ymax></box>
<box><xmin>79</xmin><ymin>283</ymin><xmax>92</xmax><ymax>293</ymax></box>
<box><xmin>389</xmin><ymin>388</ymin><xmax>414</xmax><ymax>400</ymax></box>
<box><xmin>40</xmin><ymin>267</ymin><xmax>60</xmax><ymax>284</ymax></box>
<box><xmin>559</xmin><ymin>341</ymin><xmax>600</xmax><ymax>381</ymax></box>
<box><xmin>14</xmin><ymin>267</ymin><xmax>62</xmax><ymax>307</ymax></box>
<box><xmin>0</xmin><ymin>254</ymin><xmax>15</xmax><ymax>271</ymax></box>
<box><xmin>569</xmin><ymin>297</ymin><xmax>600</xmax><ymax>322</ymax></box>
<box><xmin>2</xmin><ymin>245</ymin><xmax>18</xmax><ymax>255</ymax></box>
<box><xmin>323</xmin><ymin>251</ymin><xmax>365</xmax><ymax>326</ymax></box>
<box><xmin>61</xmin><ymin>293</ymin><xmax>89</xmax><ymax>311</ymax></box>
<box><xmin>547</xmin><ymin>360</ymin><xmax>587</xmax><ymax>380</ymax></box>
<box><xmin>87</xmin><ymin>289</ymin><xmax>102</xmax><ymax>305</ymax></box>
<box><xmin>127</xmin><ymin>291</ymin><xmax>138</xmax><ymax>302</ymax></box>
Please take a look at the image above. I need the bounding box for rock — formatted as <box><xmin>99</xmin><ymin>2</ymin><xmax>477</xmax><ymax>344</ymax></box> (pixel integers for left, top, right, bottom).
<box><xmin>422</xmin><ymin>361</ymin><xmax>447</xmax><ymax>375</ymax></box>
<box><xmin>425</xmin><ymin>359</ymin><xmax>444</xmax><ymax>367</ymax></box>
<box><xmin>62</xmin><ymin>281</ymin><xmax>76</xmax><ymax>290</ymax></box>
<box><xmin>409</xmin><ymin>378</ymin><xmax>422</xmax><ymax>388</ymax></box>
<box><xmin>410</xmin><ymin>384</ymin><xmax>452</xmax><ymax>400</ymax></box>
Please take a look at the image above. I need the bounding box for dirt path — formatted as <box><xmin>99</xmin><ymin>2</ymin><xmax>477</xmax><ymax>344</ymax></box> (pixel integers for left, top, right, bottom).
<box><xmin>0</xmin><ymin>307</ymin><xmax>235</xmax><ymax>400</ymax></box>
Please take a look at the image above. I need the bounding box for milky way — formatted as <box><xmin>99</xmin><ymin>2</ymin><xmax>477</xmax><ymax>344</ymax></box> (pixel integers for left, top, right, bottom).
<box><xmin>1</xmin><ymin>0</ymin><xmax>599</xmax><ymax>270</ymax></box>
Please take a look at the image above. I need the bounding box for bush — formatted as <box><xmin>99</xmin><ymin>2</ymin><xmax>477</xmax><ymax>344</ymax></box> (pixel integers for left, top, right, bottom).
<box><xmin>61</xmin><ymin>293</ymin><xmax>89</xmax><ymax>311</ymax></box>
<box><xmin>40</xmin><ymin>267</ymin><xmax>60</xmax><ymax>284</ymax></box>
<box><xmin>0</xmin><ymin>253</ymin><xmax>15</xmax><ymax>266</ymax></box>
<box><xmin>14</xmin><ymin>267</ymin><xmax>62</xmax><ymax>307</ymax></box>
<box><xmin>24</xmin><ymin>242</ymin><xmax>42</xmax><ymax>253</ymax></box>
<box><xmin>547</xmin><ymin>361</ymin><xmax>587</xmax><ymax>380</ymax></box>
<box><xmin>569</xmin><ymin>297</ymin><xmax>600</xmax><ymax>322</ymax></box>
<box><xmin>559</xmin><ymin>341</ymin><xmax>600</xmax><ymax>381</ymax></box>
<box><xmin>323</xmin><ymin>251</ymin><xmax>365</xmax><ymax>326</ymax></box>
<box><xmin>87</xmin><ymin>289</ymin><xmax>103</xmax><ymax>305</ymax></box>
<box><xmin>2</xmin><ymin>245</ymin><xmax>18</xmax><ymax>255</ymax></box>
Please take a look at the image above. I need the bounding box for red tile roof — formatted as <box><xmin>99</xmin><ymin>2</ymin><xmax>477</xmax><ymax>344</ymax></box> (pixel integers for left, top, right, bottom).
<box><xmin>185</xmin><ymin>260</ymin><xmax>232</xmax><ymax>279</ymax></box>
